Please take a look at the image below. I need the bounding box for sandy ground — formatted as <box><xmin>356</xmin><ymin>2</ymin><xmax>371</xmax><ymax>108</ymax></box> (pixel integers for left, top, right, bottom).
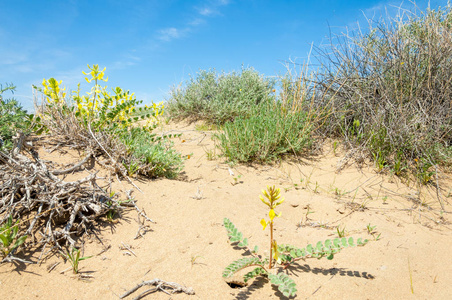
<box><xmin>1</xmin><ymin>120</ymin><xmax>451</xmax><ymax>300</ymax></box>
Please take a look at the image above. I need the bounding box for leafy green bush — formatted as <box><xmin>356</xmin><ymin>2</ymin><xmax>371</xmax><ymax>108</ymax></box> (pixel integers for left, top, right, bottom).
<box><xmin>166</xmin><ymin>67</ymin><xmax>275</xmax><ymax>124</ymax></box>
<box><xmin>316</xmin><ymin>4</ymin><xmax>452</xmax><ymax>179</ymax></box>
<box><xmin>215</xmin><ymin>101</ymin><xmax>313</xmax><ymax>163</ymax></box>
<box><xmin>0</xmin><ymin>84</ymin><xmax>29</xmax><ymax>151</ymax></box>
<box><xmin>119</xmin><ymin>128</ymin><xmax>183</xmax><ymax>178</ymax></box>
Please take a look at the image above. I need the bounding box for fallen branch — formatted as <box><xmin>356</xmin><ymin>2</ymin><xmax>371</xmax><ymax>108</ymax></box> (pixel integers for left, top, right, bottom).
<box><xmin>119</xmin><ymin>279</ymin><xmax>195</xmax><ymax>299</ymax></box>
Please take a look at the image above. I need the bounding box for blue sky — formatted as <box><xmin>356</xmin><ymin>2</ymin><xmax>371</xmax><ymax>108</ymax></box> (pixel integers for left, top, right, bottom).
<box><xmin>0</xmin><ymin>0</ymin><xmax>447</xmax><ymax>111</ymax></box>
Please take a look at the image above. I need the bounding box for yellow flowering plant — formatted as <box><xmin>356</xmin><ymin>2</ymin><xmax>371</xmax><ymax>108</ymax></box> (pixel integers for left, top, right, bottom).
<box><xmin>223</xmin><ymin>186</ymin><xmax>371</xmax><ymax>297</ymax></box>
<box><xmin>259</xmin><ymin>186</ymin><xmax>284</xmax><ymax>268</ymax></box>
<box><xmin>34</xmin><ymin>64</ymin><xmax>164</xmax><ymax>133</ymax></box>
<box><xmin>32</xmin><ymin>65</ymin><xmax>184</xmax><ymax>178</ymax></box>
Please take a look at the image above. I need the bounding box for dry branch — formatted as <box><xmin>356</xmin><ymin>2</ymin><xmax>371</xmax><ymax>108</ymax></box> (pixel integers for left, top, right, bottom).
<box><xmin>0</xmin><ymin>133</ymin><xmax>121</xmax><ymax>261</ymax></box>
<box><xmin>119</xmin><ymin>279</ymin><xmax>195</xmax><ymax>299</ymax></box>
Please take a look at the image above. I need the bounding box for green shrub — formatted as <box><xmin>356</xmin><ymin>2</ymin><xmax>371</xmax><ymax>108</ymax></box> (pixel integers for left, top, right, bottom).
<box><xmin>119</xmin><ymin>128</ymin><xmax>183</xmax><ymax>178</ymax></box>
<box><xmin>316</xmin><ymin>4</ymin><xmax>452</xmax><ymax>178</ymax></box>
<box><xmin>166</xmin><ymin>67</ymin><xmax>275</xmax><ymax>124</ymax></box>
<box><xmin>0</xmin><ymin>84</ymin><xmax>29</xmax><ymax>151</ymax></box>
<box><xmin>215</xmin><ymin>101</ymin><xmax>312</xmax><ymax>163</ymax></box>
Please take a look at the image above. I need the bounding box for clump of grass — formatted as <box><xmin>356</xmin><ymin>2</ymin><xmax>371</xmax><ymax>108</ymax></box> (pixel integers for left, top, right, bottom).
<box><xmin>315</xmin><ymin>3</ymin><xmax>452</xmax><ymax>181</ymax></box>
<box><xmin>60</xmin><ymin>247</ymin><xmax>92</xmax><ymax>274</ymax></box>
<box><xmin>215</xmin><ymin>101</ymin><xmax>313</xmax><ymax>163</ymax></box>
<box><xmin>166</xmin><ymin>67</ymin><xmax>275</xmax><ymax>125</ymax></box>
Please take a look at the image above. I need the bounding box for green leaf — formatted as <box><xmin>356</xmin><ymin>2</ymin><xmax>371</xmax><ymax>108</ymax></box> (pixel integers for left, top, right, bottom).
<box><xmin>333</xmin><ymin>238</ymin><xmax>341</xmax><ymax>248</ymax></box>
<box><xmin>0</xmin><ymin>234</ymin><xmax>9</xmax><ymax>247</ymax></box>
<box><xmin>316</xmin><ymin>241</ymin><xmax>323</xmax><ymax>252</ymax></box>
<box><xmin>268</xmin><ymin>272</ymin><xmax>297</xmax><ymax>297</ymax></box>
<box><xmin>324</xmin><ymin>239</ymin><xmax>332</xmax><ymax>249</ymax></box>
<box><xmin>243</xmin><ymin>267</ymin><xmax>267</xmax><ymax>283</ymax></box>
<box><xmin>223</xmin><ymin>257</ymin><xmax>264</xmax><ymax>278</ymax></box>
<box><xmin>12</xmin><ymin>235</ymin><xmax>27</xmax><ymax>249</ymax></box>
<box><xmin>78</xmin><ymin>255</ymin><xmax>93</xmax><ymax>261</ymax></box>
<box><xmin>341</xmin><ymin>237</ymin><xmax>348</xmax><ymax>247</ymax></box>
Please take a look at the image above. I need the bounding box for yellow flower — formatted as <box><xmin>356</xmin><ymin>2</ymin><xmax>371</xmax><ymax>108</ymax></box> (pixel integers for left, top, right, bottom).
<box><xmin>260</xmin><ymin>219</ymin><xmax>268</xmax><ymax>230</ymax></box>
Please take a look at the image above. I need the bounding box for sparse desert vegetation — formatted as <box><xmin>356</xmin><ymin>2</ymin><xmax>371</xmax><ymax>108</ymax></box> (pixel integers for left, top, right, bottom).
<box><xmin>1</xmin><ymin>3</ymin><xmax>452</xmax><ymax>300</ymax></box>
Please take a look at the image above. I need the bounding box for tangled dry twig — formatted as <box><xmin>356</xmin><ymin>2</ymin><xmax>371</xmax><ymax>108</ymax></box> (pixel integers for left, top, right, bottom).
<box><xmin>0</xmin><ymin>133</ymin><xmax>120</xmax><ymax>262</ymax></box>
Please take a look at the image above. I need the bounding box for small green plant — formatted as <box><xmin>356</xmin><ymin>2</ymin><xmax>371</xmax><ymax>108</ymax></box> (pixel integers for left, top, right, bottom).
<box><xmin>203</xmin><ymin>148</ymin><xmax>215</xmax><ymax>161</ymax></box>
<box><xmin>332</xmin><ymin>141</ymin><xmax>338</xmax><ymax>154</ymax></box>
<box><xmin>373</xmin><ymin>233</ymin><xmax>382</xmax><ymax>241</ymax></box>
<box><xmin>298</xmin><ymin>204</ymin><xmax>315</xmax><ymax>227</ymax></box>
<box><xmin>191</xmin><ymin>255</ymin><xmax>204</xmax><ymax>267</ymax></box>
<box><xmin>366</xmin><ymin>223</ymin><xmax>376</xmax><ymax>234</ymax></box>
<box><xmin>0</xmin><ymin>215</ymin><xmax>28</xmax><ymax>259</ymax></box>
<box><xmin>60</xmin><ymin>247</ymin><xmax>92</xmax><ymax>274</ymax></box>
<box><xmin>292</xmin><ymin>178</ymin><xmax>304</xmax><ymax>190</ymax></box>
<box><xmin>231</xmin><ymin>174</ymin><xmax>242</xmax><ymax>186</ymax></box>
<box><xmin>313</xmin><ymin>181</ymin><xmax>320</xmax><ymax>193</ymax></box>
<box><xmin>336</xmin><ymin>225</ymin><xmax>346</xmax><ymax>238</ymax></box>
<box><xmin>333</xmin><ymin>187</ymin><xmax>345</xmax><ymax>198</ymax></box>
<box><xmin>105</xmin><ymin>191</ymin><xmax>119</xmax><ymax>222</ymax></box>
<box><xmin>223</xmin><ymin>186</ymin><xmax>370</xmax><ymax>297</ymax></box>
<box><xmin>366</xmin><ymin>224</ymin><xmax>382</xmax><ymax>241</ymax></box>
<box><xmin>414</xmin><ymin>158</ymin><xmax>435</xmax><ymax>185</ymax></box>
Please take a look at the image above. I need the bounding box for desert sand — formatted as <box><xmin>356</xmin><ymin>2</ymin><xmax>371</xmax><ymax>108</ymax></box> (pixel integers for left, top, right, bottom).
<box><xmin>1</xmin><ymin>120</ymin><xmax>451</xmax><ymax>300</ymax></box>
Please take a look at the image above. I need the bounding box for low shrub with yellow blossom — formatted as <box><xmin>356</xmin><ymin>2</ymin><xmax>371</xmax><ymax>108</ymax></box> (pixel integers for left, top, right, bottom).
<box><xmin>35</xmin><ymin>64</ymin><xmax>164</xmax><ymax>133</ymax></box>
<box><xmin>32</xmin><ymin>64</ymin><xmax>184</xmax><ymax>179</ymax></box>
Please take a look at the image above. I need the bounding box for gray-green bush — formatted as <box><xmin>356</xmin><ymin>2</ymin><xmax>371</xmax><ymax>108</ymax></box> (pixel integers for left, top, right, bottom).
<box><xmin>166</xmin><ymin>67</ymin><xmax>275</xmax><ymax>124</ymax></box>
<box><xmin>315</xmin><ymin>4</ymin><xmax>452</xmax><ymax>179</ymax></box>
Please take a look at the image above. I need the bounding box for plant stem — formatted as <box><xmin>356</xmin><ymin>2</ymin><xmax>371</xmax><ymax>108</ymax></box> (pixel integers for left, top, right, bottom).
<box><xmin>269</xmin><ymin>221</ymin><xmax>273</xmax><ymax>269</ymax></box>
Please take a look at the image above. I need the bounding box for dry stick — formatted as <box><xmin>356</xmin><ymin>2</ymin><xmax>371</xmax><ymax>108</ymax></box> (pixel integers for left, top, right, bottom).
<box><xmin>87</xmin><ymin>124</ymin><xmax>142</xmax><ymax>193</ymax></box>
<box><xmin>119</xmin><ymin>279</ymin><xmax>195</xmax><ymax>299</ymax></box>
<box><xmin>125</xmin><ymin>190</ymin><xmax>155</xmax><ymax>224</ymax></box>
<box><xmin>1</xmin><ymin>256</ymin><xmax>34</xmax><ymax>264</ymax></box>
<box><xmin>120</xmin><ymin>242</ymin><xmax>137</xmax><ymax>257</ymax></box>
<box><xmin>51</xmin><ymin>152</ymin><xmax>93</xmax><ymax>175</ymax></box>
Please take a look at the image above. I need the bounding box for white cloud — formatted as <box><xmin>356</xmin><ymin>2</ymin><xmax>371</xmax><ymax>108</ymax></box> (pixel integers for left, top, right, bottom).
<box><xmin>153</xmin><ymin>0</ymin><xmax>231</xmax><ymax>45</ymax></box>
<box><xmin>111</xmin><ymin>54</ymin><xmax>141</xmax><ymax>70</ymax></box>
<box><xmin>158</xmin><ymin>27</ymin><xmax>189</xmax><ymax>41</ymax></box>
<box><xmin>189</xmin><ymin>18</ymin><xmax>206</xmax><ymax>26</ymax></box>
